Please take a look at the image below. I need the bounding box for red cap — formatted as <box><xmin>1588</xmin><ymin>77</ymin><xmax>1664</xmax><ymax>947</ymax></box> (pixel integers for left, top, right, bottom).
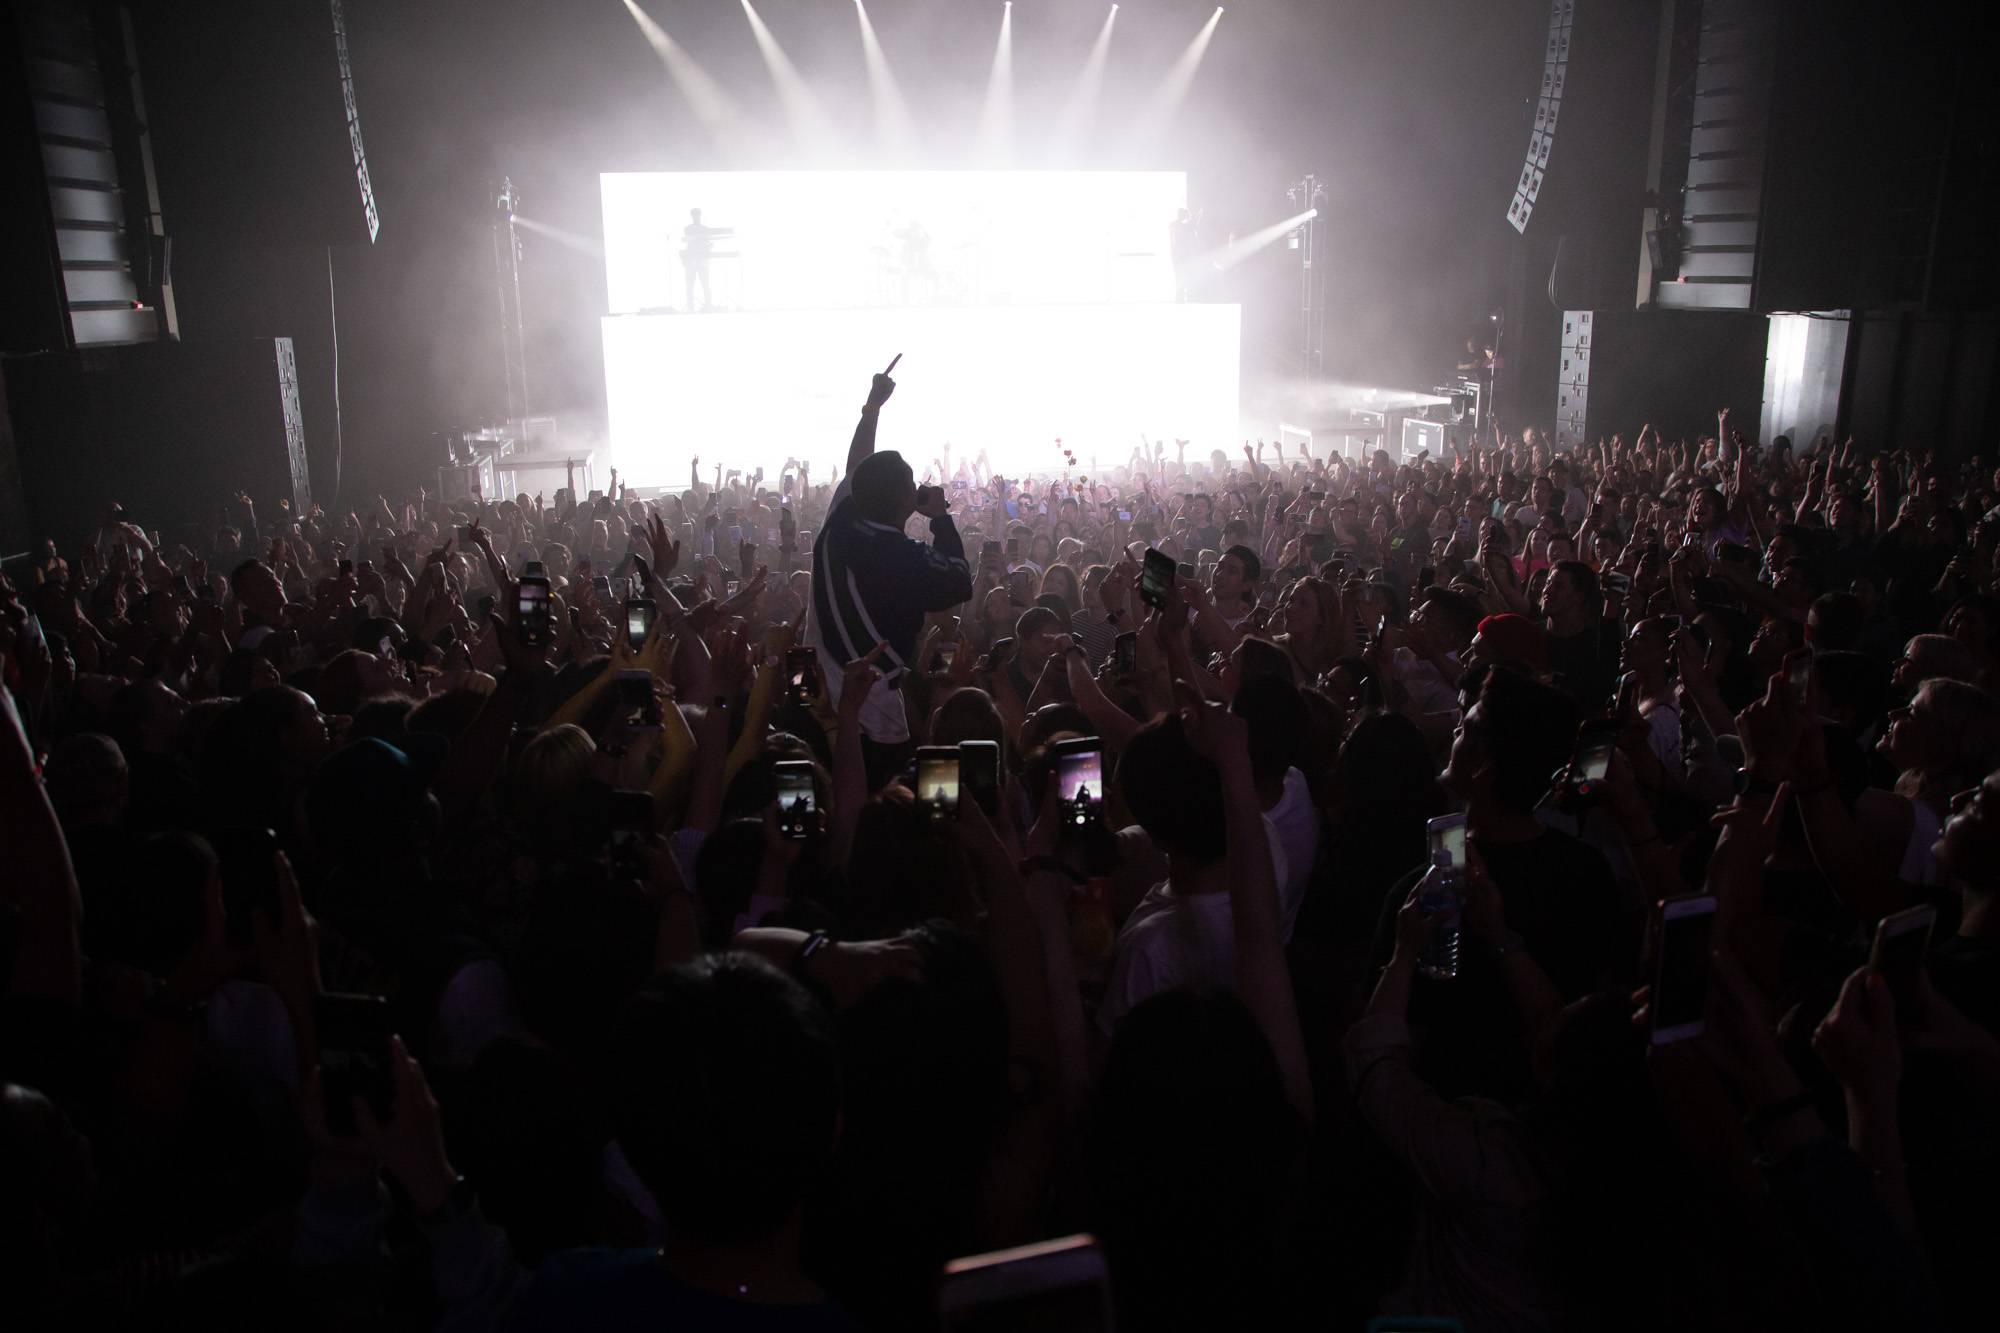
<box><xmin>1473</xmin><ymin>613</ymin><xmax>1549</xmax><ymax>672</ymax></box>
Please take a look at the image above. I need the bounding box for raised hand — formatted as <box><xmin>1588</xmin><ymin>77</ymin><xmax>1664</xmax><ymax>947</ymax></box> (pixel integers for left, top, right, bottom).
<box><xmin>644</xmin><ymin>512</ymin><xmax>681</xmax><ymax>578</ymax></box>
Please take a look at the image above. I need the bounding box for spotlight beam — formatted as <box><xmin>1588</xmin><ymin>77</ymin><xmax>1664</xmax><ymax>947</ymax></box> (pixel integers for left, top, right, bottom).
<box><xmin>511</xmin><ymin>214</ymin><xmax>605</xmax><ymax>260</ymax></box>
<box><xmin>1050</xmin><ymin>5</ymin><xmax>1118</xmax><ymax>159</ymax></box>
<box><xmin>976</xmin><ymin>3</ymin><xmax>1014</xmax><ymax>164</ymax></box>
<box><xmin>621</xmin><ymin>0</ymin><xmax>743</xmax><ymax>147</ymax></box>
<box><xmin>741</xmin><ymin>0</ymin><xmax>834</xmax><ymax>155</ymax></box>
<box><xmin>1190</xmin><ymin>207</ymin><xmax>1317</xmax><ymax>275</ymax></box>
<box><xmin>854</xmin><ymin>2</ymin><xmax>917</xmax><ymax>158</ymax></box>
<box><xmin>1132</xmin><ymin>7</ymin><xmax>1224</xmax><ymax>153</ymax></box>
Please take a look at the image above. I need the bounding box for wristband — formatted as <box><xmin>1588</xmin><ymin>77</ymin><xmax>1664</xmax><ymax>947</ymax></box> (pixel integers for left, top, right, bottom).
<box><xmin>792</xmin><ymin>929</ymin><xmax>832</xmax><ymax>977</ymax></box>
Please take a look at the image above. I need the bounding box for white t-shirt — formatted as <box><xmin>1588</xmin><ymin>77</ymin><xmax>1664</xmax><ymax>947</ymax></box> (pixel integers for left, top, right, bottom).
<box><xmin>1264</xmin><ymin>767</ymin><xmax>1319</xmax><ymax>941</ymax></box>
<box><xmin>1640</xmin><ymin>698</ymin><xmax>1682</xmax><ymax>773</ymax></box>
<box><xmin>1097</xmin><ymin>883</ymin><xmax>1238</xmax><ymax>1035</ymax></box>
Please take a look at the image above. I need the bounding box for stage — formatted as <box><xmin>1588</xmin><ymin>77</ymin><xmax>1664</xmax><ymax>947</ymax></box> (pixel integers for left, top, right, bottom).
<box><xmin>599</xmin><ymin>169</ymin><xmax>1242</xmax><ymax>484</ymax></box>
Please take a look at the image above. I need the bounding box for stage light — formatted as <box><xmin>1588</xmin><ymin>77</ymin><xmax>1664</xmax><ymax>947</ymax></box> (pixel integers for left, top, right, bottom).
<box><xmin>853</xmin><ymin>1</ymin><xmax>916</xmax><ymax>158</ymax></box>
<box><xmin>976</xmin><ymin>2</ymin><xmax>1014</xmax><ymax>164</ymax></box>
<box><xmin>1049</xmin><ymin>4</ymin><xmax>1119</xmax><ymax>160</ymax></box>
<box><xmin>741</xmin><ymin>0</ymin><xmax>833</xmax><ymax>156</ymax></box>
<box><xmin>621</xmin><ymin>0</ymin><xmax>741</xmax><ymax>144</ymax></box>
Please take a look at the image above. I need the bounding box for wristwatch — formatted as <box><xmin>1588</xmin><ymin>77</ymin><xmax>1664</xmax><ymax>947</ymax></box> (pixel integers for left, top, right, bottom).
<box><xmin>1734</xmin><ymin>768</ymin><xmax>1783</xmax><ymax>796</ymax></box>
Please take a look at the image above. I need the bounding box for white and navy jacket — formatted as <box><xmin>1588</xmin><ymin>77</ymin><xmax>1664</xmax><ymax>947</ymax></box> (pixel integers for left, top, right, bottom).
<box><xmin>810</xmin><ymin>478</ymin><xmax>974</xmax><ymax>681</ymax></box>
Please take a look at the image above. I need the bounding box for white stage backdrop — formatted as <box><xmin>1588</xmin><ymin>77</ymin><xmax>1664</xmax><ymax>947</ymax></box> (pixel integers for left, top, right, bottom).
<box><xmin>602</xmin><ymin>304</ymin><xmax>1241</xmax><ymax>486</ymax></box>
<box><xmin>599</xmin><ymin>170</ymin><xmax>1238</xmax><ymax>484</ymax></box>
<box><xmin>602</xmin><ymin>170</ymin><xmax>1186</xmax><ymax>314</ymax></box>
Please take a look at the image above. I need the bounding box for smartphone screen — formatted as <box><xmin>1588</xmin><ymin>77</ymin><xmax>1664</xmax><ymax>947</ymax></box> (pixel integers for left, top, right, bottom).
<box><xmin>1572</xmin><ymin>720</ymin><xmax>1619</xmax><ymax>793</ymax></box>
<box><xmin>786</xmin><ymin>646</ymin><xmax>818</xmax><ymax>698</ymax></box>
<box><xmin>1426</xmin><ymin>814</ymin><xmax>1466</xmax><ymax>872</ymax></box>
<box><xmin>982</xmin><ymin>540</ymin><xmax>1003</xmax><ymax>561</ymax></box>
<box><xmin>917</xmin><ymin>748</ymin><xmax>961</xmax><ymax>823</ymax></box>
<box><xmin>775</xmin><ymin>761</ymin><xmax>816</xmax><ymax>839</ymax></box>
<box><xmin>1113</xmin><ymin>631</ymin><xmax>1137</xmax><ymax>672</ymax></box>
<box><xmin>593</xmin><ymin>574</ymin><xmax>612</xmax><ymax>599</ymax></box>
<box><xmin>1870</xmin><ymin>904</ymin><xmax>1936</xmax><ymax>1016</ymax></box>
<box><xmin>959</xmin><ymin>740</ymin><xmax>1000</xmax><ymax>816</ymax></box>
<box><xmin>517</xmin><ymin>576</ymin><xmax>552</xmax><ymax>645</ymax></box>
<box><xmin>625</xmin><ymin>597</ymin><xmax>657</xmax><ymax>651</ymax></box>
<box><xmin>1651</xmin><ymin>897</ymin><xmax>1718</xmax><ymax>1044</ymax></box>
<box><xmin>616</xmin><ymin>669</ymin><xmax>657</xmax><ymax>725</ymax></box>
<box><xmin>937</xmin><ymin>641</ymin><xmax>958</xmax><ymax>670</ymax></box>
<box><xmin>1053</xmin><ymin>740</ymin><xmax>1104</xmax><ymax>829</ymax></box>
<box><xmin>316</xmin><ymin>992</ymin><xmax>395</xmax><ymax>1136</ymax></box>
<box><xmin>607</xmin><ymin>788</ymin><xmax>654</xmax><ymax>870</ymax></box>
<box><xmin>1006</xmin><ymin>537</ymin><xmax>1020</xmax><ymax>558</ymax></box>
<box><xmin>1139</xmin><ymin>548</ymin><xmax>1176</xmax><ymax>609</ymax></box>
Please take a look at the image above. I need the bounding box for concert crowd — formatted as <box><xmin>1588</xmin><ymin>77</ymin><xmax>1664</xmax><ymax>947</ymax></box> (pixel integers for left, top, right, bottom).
<box><xmin>4</xmin><ymin>368</ymin><xmax>1999</xmax><ymax>1331</ymax></box>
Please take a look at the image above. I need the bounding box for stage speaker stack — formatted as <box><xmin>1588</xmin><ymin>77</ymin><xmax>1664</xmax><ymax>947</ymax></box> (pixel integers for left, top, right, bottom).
<box><xmin>1557</xmin><ymin>310</ymin><xmax>1592</xmax><ymax>450</ymax></box>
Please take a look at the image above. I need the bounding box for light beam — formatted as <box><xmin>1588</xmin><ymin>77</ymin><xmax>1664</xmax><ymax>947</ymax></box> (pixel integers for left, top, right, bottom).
<box><xmin>741</xmin><ymin>0</ymin><xmax>834</xmax><ymax>155</ymax></box>
<box><xmin>1189</xmin><ymin>207</ymin><xmax>1317</xmax><ymax>275</ymax></box>
<box><xmin>854</xmin><ymin>1</ymin><xmax>917</xmax><ymax>158</ymax></box>
<box><xmin>976</xmin><ymin>3</ymin><xmax>1014</xmax><ymax>164</ymax></box>
<box><xmin>1049</xmin><ymin>5</ymin><xmax>1118</xmax><ymax>161</ymax></box>
<box><xmin>621</xmin><ymin>0</ymin><xmax>743</xmax><ymax>146</ymax></box>
<box><xmin>1131</xmin><ymin>6</ymin><xmax>1224</xmax><ymax>153</ymax></box>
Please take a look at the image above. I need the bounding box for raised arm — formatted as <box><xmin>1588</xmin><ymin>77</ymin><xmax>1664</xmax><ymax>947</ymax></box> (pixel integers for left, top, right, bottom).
<box><xmin>1177</xmin><ymin>683</ymin><xmax>1314</xmax><ymax>1121</ymax></box>
<box><xmin>846</xmin><ymin>369</ymin><xmax>898</xmax><ymax>475</ymax></box>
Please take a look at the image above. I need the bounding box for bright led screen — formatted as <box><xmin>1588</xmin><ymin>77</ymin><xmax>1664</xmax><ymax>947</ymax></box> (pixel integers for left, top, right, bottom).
<box><xmin>601</xmin><ymin>304</ymin><xmax>1240</xmax><ymax>487</ymax></box>
<box><xmin>602</xmin><ymin>170</ymin><xmax>1187</xmax><ymax>313</ymax></box>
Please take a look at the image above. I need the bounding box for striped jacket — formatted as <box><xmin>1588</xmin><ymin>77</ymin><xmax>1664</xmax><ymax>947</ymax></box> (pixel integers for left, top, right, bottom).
<box><xmin>810</xmin><ymin>478</ymin><xmax>974</xmax><ymax>680</ymax></box>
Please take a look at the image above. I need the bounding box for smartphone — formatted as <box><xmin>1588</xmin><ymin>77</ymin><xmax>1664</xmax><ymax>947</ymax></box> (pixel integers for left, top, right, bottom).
<box><xmin>1417</xmin><ymin>566</ymin><xmax>1435</xmax><ymax>591</ymax></box>
<box><xmin>1869</xmin><ymin>903</ymin><xmax>1936</xmax><ymax>1017</ymax></box>
<box><xmin>1117</xmin><ymin>509</ymin><xmax>1132</xmax><ymax>522</ymax></box>
<box><xmin>1426</xmin><ymin>813</ymin><xmax>1467</xmax><ymax>873</ymax></box>
<box><xmin>785</xmin><ymin>646</ymin><xmax>820</xmax><ymax>701</ymax></box>
<box><xmin>607</xmin><ymin>788</ymin><xmax>655</xmax><ymax>871</ymax></box>
<box><xmin>1615</xmin><ymin>670</ymin><xmax>1641</xmax><ymax>723</ymax></box>
<box><xmin>338</xmin><ymin>558</ymin><xmax>354</xmax><ymax>576</ymax></box>
<box><xmin>726</xmin><ymin>580</ymin><xmax>740</xmax><ymax>599</ymax></box>
<box><xmin>939</xmin><ymin>1234</ymin><xmax>1113</xmax><ymax>1333</ymax></box>
<box><xmin>916</xmin><ymin>485</ymin><xmax>944</xmax><ymax>511</ymax></box>
<box><xmin>1786</xmin><ymin>651</ymin><xmax>1812</xmax><ymax>712</ymax></box>
<box><xmin>1650</xmin><ymin>896</ymin><xmax>1719</xmax><ymax>1045</ymax></box>
<box><xmin>983</xmin><ymin>539</ymin><xmax>1003</xmax><ymax>561</ymax></box>
<box><xmin>774</xmin><ymin>760</ymin><xmax>816</xmax><ymax>840</ymax></box>
<box><xmin>1176</xmin><ymin>561</ymin><xmax>1197</xmax><ymax>581</ymax></box>
<box><xmin>625</xmin><ymin>596</ymin><xmax>657</xmax><ymax>651</ymax></box>
<box><xmin>987</xmin><ymin>637</ymin><xmax>1017</xmax><ymax>673</ymax></box>
<box><xmin>1138</xmin><ymin>548</ymin><xmax>1176</xmax><ymax>610</ymax></box>
<box><xmin>616</xmin><ymin>668</ymin><xmax>659</xmax><ymax>726</ymax></box>
<box><xmin>916</xmin><ymin>746</ymin><xmax>961</xmax><ymax>824</ymax></box>
<box><xmin>517</xmin><ymin>569</ymin><xmax>553</xmax><ymax>647</ymax></box>
<box><xmin>1570</xmin><ymin>719</ymin><xmax>1620</xmax><ymax>797</ymax></box>
<box><xmin>213</xmin><ymin>826</ymin><xmax>281</xmax><ymax>949</ymax></box>
<box><xmin>937</xmin><ymin>640</ymin><xmax>958</xmax><ymax>670</ymax></box>
<box><xmin>1052</xmin><ymin>737</ymin><xmax>1104</xmax><ymax>831</ymax></box>
<box><xmin>1112</xmin><ymin>631</ymin><xmax>1138</xmax><ymax>673</ymax></box>
<box><xmin>1006</xmin><ymin>537</ymin><xmax>1021</xmax><ymax>559</ymax></box>
<box><xmin>316</xmin><ymin>992</ymin><xmax>395</xmax><ymax>1137</ymax></box>
<box><xmin>959</xmin><ymin>740</ymin><xmax>1000</xmax><ymax>816</ymax></box>
<box><xmin>459</xmin><ymin>524</ymin><xmax>474</xmax><ymax>543</ymax></box>
<box><xmin>593</xmin><ymin>574</ymin><xmax>612</xmax><ymax>600</ymax></box>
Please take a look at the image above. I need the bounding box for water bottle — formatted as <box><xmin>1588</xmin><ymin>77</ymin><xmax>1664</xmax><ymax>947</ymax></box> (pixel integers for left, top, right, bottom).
<box><xmin>1417</xmin><ymin>856</ymin><xmax>1464</xmax><ymax>981</ymax></box>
